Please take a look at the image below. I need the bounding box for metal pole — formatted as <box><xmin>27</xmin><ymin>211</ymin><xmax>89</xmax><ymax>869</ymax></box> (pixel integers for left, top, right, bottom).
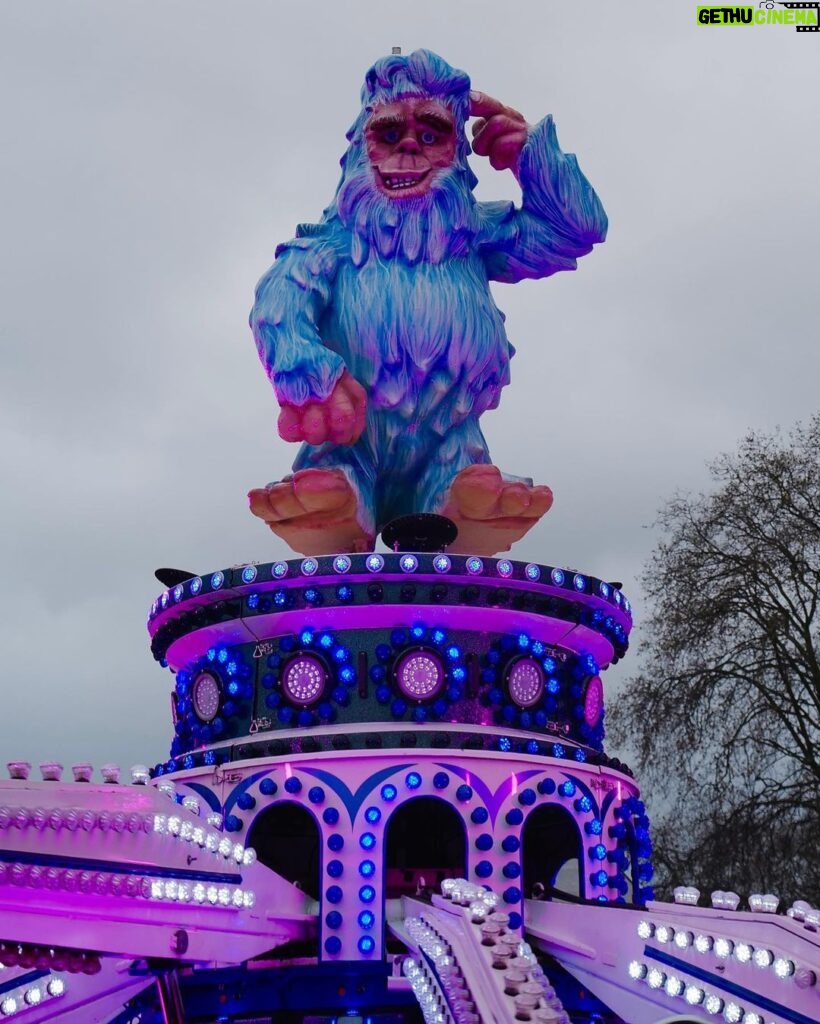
<box><xmin>156</xmin><ymin>972</ymin><xmax>186</xmax><ymax>1024</ymax></box>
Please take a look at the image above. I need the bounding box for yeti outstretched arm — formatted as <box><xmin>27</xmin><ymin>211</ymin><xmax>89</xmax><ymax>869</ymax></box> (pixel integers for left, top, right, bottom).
<box><xmin>469</xmin><ymin>93</ymin><xmax>607</xmax><ymax>284</ymax></box>
<box><xmin>252</xmin><ymin>233</ymin><xmax>366</xmax><ymax>445</ymax></box>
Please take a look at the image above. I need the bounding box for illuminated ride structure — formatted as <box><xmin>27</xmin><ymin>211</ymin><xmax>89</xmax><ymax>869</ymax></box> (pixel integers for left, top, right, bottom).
<box><xmin>2</xmin><ymin>535</ymin><xmax>820</xmax><ymax>1024</ymax></box>
<box><xmin>3</xmin><ymin>42</ymin><xmax>820</xmax><ymax>1024</ymax></box>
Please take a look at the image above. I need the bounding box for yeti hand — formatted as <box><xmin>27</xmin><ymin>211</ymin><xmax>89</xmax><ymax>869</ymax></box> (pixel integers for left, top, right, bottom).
<box><xmin>469</xmin><ymin>91</ymin><xmax>529</xmax><ymax>172</ymax></box>
<box><xmin>277</xmin><ymin>370</ymin><xmax>367</xmax><ymax>446</ymax></box>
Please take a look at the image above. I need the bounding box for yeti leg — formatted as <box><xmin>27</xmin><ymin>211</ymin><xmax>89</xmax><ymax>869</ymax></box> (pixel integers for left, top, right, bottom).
<box><xmin>248</xmin><ymin>440</ymin><xmax>377</xmax><ymax>555</ymax></box>
<box><xmin>423</xmin><ymin>420</ymin><xmax>554</xmax><ymax>556</ymax></box>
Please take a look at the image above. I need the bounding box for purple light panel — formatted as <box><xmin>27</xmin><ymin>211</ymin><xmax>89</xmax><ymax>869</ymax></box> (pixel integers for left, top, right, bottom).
<box><xmin>192</xmin><ymin>672</ymin><xmax>221</xmax><ymax>722</ymax></box>
<box><xmin>396</xmin><ymin>650</ymin><xmax>445</xmax><ymax>700</ymax></box>
<box><xmin>282</xmin><ymin>655</ymin><xmax>327</xmax><ymax>705</ymax></box>
<box><xmin>507</xmin><ymin>658</ymin><xmax>545</xmax><ymax>708</ymax></box>
<box><xmin>584</xmin><ymin>675</ymin><xmax>604</xmax><ymax>727</ymax></box>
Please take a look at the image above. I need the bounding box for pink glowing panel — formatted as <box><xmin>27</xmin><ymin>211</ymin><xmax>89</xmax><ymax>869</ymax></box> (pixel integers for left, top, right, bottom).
<box><xmin>584</xmin><ymin>675</ymin><xmax>603</xmax><ymax>727</ymax></box>
<box><xmin>192</xmin><ymin>672</ymin><xmax>221</xmax><ymax>722</ymax></box>
<box><xmin>282</xmin><ymin>655</ymin><xmax>327</xmax><ymax>706</ymax></box>
<box><xmin>396</xmin><ymin>650</ymin><xmax>444</xmax><ymax>700</ymax></box>
<box><xmin>507</xmin><ymin>658</ymin><xmax>545</xmax><ymax>708</ymax></box>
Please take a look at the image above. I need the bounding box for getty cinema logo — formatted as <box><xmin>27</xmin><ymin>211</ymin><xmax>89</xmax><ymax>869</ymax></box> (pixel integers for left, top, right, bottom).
<box><xmin>697</xmin><ymin>2</ymin><xmax>820</xmax><ymax>30</ymax></box>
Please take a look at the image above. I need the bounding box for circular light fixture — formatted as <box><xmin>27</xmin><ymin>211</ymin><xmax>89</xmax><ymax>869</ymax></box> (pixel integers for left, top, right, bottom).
<box><xmin>584</xmin><ymin>675</ymin><xmax>604</xmax><ymax>728</ymax></box>
<box><xmin>395</xmin><ymin>649</ymin><xmax>445</xmax><ymax>701</ymax></box>
<box><xmin>506</xmin><ymin>657</ymin><xmax>545</xmax><ymax>708</ymax></box>
<box><xmin>192</xmin><ymin>672</ymin><xmax>221</xmax><ymax>723</ymax></box>
<box><xmin>281</xmin><ymin>654</ymin><xmax>328</xmax><ymax>706</ymax></box>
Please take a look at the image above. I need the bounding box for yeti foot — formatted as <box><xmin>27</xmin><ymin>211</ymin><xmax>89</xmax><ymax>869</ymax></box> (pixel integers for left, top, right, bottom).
<box><xmin>440</xmin><ymin>464</ymin><xmax>553</xmax><ymax>556</ymax></box>
<box><xmin>248</xmin><ymin>469</ymin><xmax>374</xmax><ymax>556</ymax></box>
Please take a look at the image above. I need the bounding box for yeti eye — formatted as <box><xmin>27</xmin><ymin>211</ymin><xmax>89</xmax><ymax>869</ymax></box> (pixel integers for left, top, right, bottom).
<box><xmin>420</xmin><ymin>130</ymin><xmax>437</xmax><ymax>145</ymax></box>
<box><xmin>382</xmin><ymin>128</ymin><xmax>401</xmax><ymax>144</ymax></box>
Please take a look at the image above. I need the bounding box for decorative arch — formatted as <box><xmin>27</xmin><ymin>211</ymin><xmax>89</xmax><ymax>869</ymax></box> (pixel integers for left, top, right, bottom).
<box><xmin>521</xmin><ymin>803</ymin><xmax>584</xmax><ymax>899</ymax></box>
<box><xmin>384</xmin><ymin>796</ymin><xmax>467</xmax><ymax>898</ymax></box>
<box><xmin>247</xmin><ymin>800</ymin><xmax>322</xmax><ymax>899</ymax></box>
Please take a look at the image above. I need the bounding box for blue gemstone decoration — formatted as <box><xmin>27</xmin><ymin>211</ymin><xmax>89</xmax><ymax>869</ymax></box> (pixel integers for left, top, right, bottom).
<box><xmin>360</xmin><ymin>832</ymin><xmax>376</xmax><ymax>851</ymax></box>
<box><xmin>358</xmin><ymin>935</ymin><xmax>375</xmax><ymax>955</ymax></box>
<box><xmin>333</xmin><ymin>555</ymin><xmax>351</xmax><ymax>573</ymax></box>
<box><xmin>466</xmin><ymin>556</ymin><xmax>483</xmax><ymax>575</ymax></box>
<box><xmin>323</xmin><ymin>807</ymin><xmax>339</xmax><ymax>825</ymax></box>
<box><xmin>358</xmin><ymin>910</ymin><xmax>375</xmax><ymax>929</ymax></box>
<box><xmin>364</xmin><ymin>806</ymin><xmax>381</xmax><ymax>824</ymax></box>
<box><xmin>525</xmin><ymin>563</ymin><xmax>541</xmax><ymax>581</ymax></box>
<box><xmin>503</xmin><ymin>862</ymin><xmax>521</xmax><ymax>879</ymax></box>
<box><xmin>475</xmin><ymin>860</ymin><xmax>493</xmax><ymax>878</ymax></box>
<box><xmin>237</xmin><ymin>793</ymin><xmax>255</xmax><ymax>810</ymax></box>
<box><xmin>272</xmin><ymin>561</ymin><xmax>288</xmax><ymax>578</ymax></box>
<box><xmin>190</xmin><ymin>577</ymin><xmax>202</xmax><ymax>595</ymax></box>
<box><xmin>502</xmin><ymin>836</ymin><xmax>520</xmax><ymax>853</ymax></box>
<box><xmin>400</xmin><ymin>554</ymin><xmax>418</xmax><ymax>573</ymax></box>
<box><xmin>431</xmin><ymin>629</ymin><xmax>446</xmax><ymax>645</ymax></box>
<box><xmin>325</xmin><ymin>910</ymin><xmax>342</xmax><ymax>929</ymax></box>
<box><xmin>274</xmin><ymin>590</ymin><xmax>287</xmax><ymax>606</ymax></box>
<box><xmin>241</xmin><ymin>565</ymin><xmax>257</xmax><ymax>584</ymax></box>
<box><xmin>324</xmin><ymin>936</ymin><xmax>342</xmax><ymax>955</ymax></box>
<box><xmin>217</xmin><ymin>649</ymin><xmax>228</xmax><ymax>664</ymax></box>
<box><xmin>592</xmin><ymin>844</ymin><xmax>607</xmax><ymax>860</ymax></box>
<box><xmin>518</xmin><ymin>788</ymin><xmax>536</xmax><ymax>806</ymax></box>
<box><xmin>433</xmin><ymin>555</ymin><xmax>451</xmax><ymax>573</ymax></box>
<box><xmin>327</xmin><ymin>859</ymin><xmax>343</xmax><ymax>878</ymax></box>
<box><xmin>248</xmin><ymin>594</ymin><xmax>259</xmax><ymax>610</ymax></box>
<box><xmin>586</xmin><ymin>818</ymin><xmax>603</xmax><ymax>835</ymax></box>
<box><xmin>173</xmin><ymin>584</ymin><xmax>184</xmax><ymax>602</ymax></box>
<box><xmin>526</xmin><ymin>740</ymin><xmax>538</xmax><ymax>754</ymax></box>
<box><xmin>211</xmin><ymin>572</ymin><xmax>224</xmax><ymax>590</ymax></box>
<box><xmin>301</xmin><ymin>558</ymin><xmax>318</xmax><ymax>576</ymax></box>
<box><xmin>573</xmin><ymin>574</ymin><xmax>586</xmax><ymax>591</ymax></box>
<box><xmin>224</xmin><ymin>815</ymin><xmax>241</xmax><ymax>833</ymax></box>
<box><xmin>456</xmin><ymin>784</ymin><xmax>473</xmax><ymax>802</ymax></box>
<box><xmin>300</xmin><ymin>629</ymin><xmax>314</xmax><ymax>646</ymax></box>
<box><xmin>498</xmin><ymin>737</ymin><xmax>511</xmax><ymax>752</ymax></box>
<box><xmin>328</xmin><ymin>834</ymin><xmax>344</xmax><ymax>852</ymax></box>
<box><xmin>560</xmin><ymin>781</ymin><xmax>576</xmax><ymax>797</ymax></box>
<box><xmin>359</xmin><ymin>885</ymin><xmax>375</xmax><ymax>903</ymax></box>
<box><xmin>599</xmin><ymin>581</ymin><xmax>610</xmax><ymax>598</ymax></box>
<box><xmin>359</xmin><ymin>859</ymin><xmax>375</xmax><ymax>877</ymax></box>
<box><xmin>405</xmin><ymin>772</ymin><xmax>421</xmax><ymax>790</ymax></box>
<box><xmin>508</xmin><ymin>911</ymin><xmax>522</xmax><ymax>929</ymax></box>
<box><xmin>284</xmin><ymin>777</ymin><xmax>302</xmax><ymax>794</ymax></box>
<box><xmin>497</xmin><ymin>559</ymin><xmax>513</xmax><ymax>578</ymax></box>
<box><xmin>433</xmin><ymin>772</ymin><xmax>449</xmax><ymax>790</ymax></box>
<box><xmin>366</xmin><ymin>554</ymin><xmax>384</xmax><ymax>572</ymax></box>
<box><xmin>336</xmin><ymin>585</ymin><xmax>353</xmax><ymax>601</ymax></box>
<box><xmin>308</xmin><ymin>786</ymin><xmax>325</xmax><ymax>805</ymax></box>
<box><xmin>381</xmin><ymin>784</ymin><xmax>397</xmax><ymax>802</ymax></box>
<box><xmin>471</xmin><ymin>807</ymin><xmax>489</xmax><ymax>824</ymax></box>
<box><xmin>550</xmin><ymin>568</ymin><xmax>565</xmax><ymax>586</ymax></box>
<box><xmin>547</xmin><ymin>678</ymin><xmax>560</xmax><ymax>695</ymax></box>
<box><xmin>161</xmin><ymin>591</ymin><xmax>169</xmax><ymax>608</ymax></box>
<box><xmin>304</xmin><ymin>588</ymin><xmax>319</xmax><ymax>603</ymax></box>
<box><xmin>503</xmin><ymin>886</ymin><xmax>522</xmax><ymax>904</ymax></box>
<box><xmin>475</xmin><ymin>834</ymin><xmax>493</xmax><ymax>851</ymax></box>
<box><xmin>411</xmin><ymin>624</ymin><xmax>426</xmax><ymax>640</ymax></box>
<box><xmin>505</xmin><ymin>808</ymin><xmax>524</xmax><ymax>826</ymax></box>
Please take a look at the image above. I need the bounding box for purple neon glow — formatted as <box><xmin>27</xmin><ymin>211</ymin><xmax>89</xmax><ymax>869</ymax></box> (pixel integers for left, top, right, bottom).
<box><xmin>396</xmin><ymin>650</ymin><xmax>445</xmax><ymax>700</ymax></box>
<box><xmin>192</xmin><ymin>672</ymin><xmax>220</xmax><ymax>723</ymax></box>
<box><xmin>584</xmin><ymin>675</ymin><xmax>603</xmax><ymax>727</ymax></box>
<box><xmin>507</xmin><ymin>658</ymin><xmax>545</xmax><ymax>708</ymax></box>
<box><xmin>281</xmin><ymin>655</ymin><xmax>327</xmax><ymax>705</ymax></box>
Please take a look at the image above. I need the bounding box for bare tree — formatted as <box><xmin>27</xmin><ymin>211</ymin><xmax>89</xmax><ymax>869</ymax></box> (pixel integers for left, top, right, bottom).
<box><xmin>609</xmin><ymin>417</ymin><xmax>820</xmax><ymax>905</ymax></box>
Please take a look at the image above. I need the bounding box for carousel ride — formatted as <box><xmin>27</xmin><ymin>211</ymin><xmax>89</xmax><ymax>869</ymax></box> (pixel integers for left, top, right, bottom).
<box><xmin>2</xmin><ymin>48</ymin><xmax>819</xmax><ymax>1024</ymax></box>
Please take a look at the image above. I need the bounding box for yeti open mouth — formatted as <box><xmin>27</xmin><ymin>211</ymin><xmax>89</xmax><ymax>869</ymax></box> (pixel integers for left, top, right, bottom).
<box><xmin>379</xmin><ymin>170</ymin><xmax>430</xmax><ymax>192</ymax></box>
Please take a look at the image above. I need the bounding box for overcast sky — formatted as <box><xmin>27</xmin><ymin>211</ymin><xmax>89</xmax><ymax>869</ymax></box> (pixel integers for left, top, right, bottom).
<box><xmin>1</xmin><ymin>1</ymin><xmax>817</xmax><ymax>779</ymax></box>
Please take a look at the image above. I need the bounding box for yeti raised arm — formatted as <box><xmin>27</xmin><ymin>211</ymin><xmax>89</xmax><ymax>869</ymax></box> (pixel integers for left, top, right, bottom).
<box><xmin>249</xmin><ymin>49</ymin><xmax>606</xmax><ymax>556</ymax></box>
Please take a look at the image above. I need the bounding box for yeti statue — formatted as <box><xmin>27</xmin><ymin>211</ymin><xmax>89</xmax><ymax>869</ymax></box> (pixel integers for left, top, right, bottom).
<box><xmin>249</xmin><ymin>49</ymin><xmax>606</xmax><ymax>555</ymax></box>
